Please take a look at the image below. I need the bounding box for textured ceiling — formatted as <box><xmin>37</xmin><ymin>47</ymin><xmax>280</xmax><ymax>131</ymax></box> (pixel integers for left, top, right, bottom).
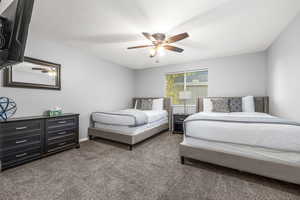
<box><xmin>28</xmin><ymin>0</ymin><xmax>300</xmax><ymax>69</ymax></box>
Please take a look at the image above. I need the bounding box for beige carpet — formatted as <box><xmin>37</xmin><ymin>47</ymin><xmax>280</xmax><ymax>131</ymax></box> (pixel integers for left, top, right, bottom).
<box><xmin>0</xmin><ymin>132</ymin><xmax>300</xmax><ymax>200</ymax></box>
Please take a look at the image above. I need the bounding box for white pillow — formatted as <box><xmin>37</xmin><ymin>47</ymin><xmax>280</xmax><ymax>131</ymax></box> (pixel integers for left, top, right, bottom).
<box><xmin>203</xmin><ymin>98</ymin><xmax>213</xmax><ymax>112</ymax></box>
<box><xmin>242</xmin><ymin>96</ymin><xmax>255</xmax><ymax>112</ymax></box>
<box><xmin>152</xmin><ymin>98</ymin><xmax>164</xmax><ymax>110</ymax></box>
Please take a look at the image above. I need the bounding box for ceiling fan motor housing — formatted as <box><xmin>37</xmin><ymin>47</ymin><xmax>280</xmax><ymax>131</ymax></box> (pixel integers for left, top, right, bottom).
<box><xmin>152</xmin><ymin>33</ymin><xmax>166</xmax><ymax>42</ymax></box>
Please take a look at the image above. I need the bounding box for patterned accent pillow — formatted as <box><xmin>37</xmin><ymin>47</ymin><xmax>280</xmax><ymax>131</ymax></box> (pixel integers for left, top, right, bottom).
<box><xmin>229</xmin><ymin>98</ymin><xmax>242</xmax><ymax>112</ymax></box>
<box><xmin>211</xmin><ymin>98</ymin><xmax>230</xmax><ymax>113</ymax></box>
<box><xmin>203</xmin><ymin>98</ymin><xmax>213</xmax><ymax>112</ymax></box>
<box><xmin>141</xmin><ymin>99</ymin><xmax>153</xmax><ymax>110</ymax></box>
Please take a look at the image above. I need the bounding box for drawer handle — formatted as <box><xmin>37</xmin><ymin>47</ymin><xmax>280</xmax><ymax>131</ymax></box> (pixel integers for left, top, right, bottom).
<box><xmin>16</xmin><ymin>126</ymin><xmax>27</xmax><ymax>130</ymax></box>
<box><xmin>59</xmin><ymin>142</ymin><xmax>67</xmax><ymax>146</ymax></box>
<box><xmin>16</xmin><ymin>153</ymin><xmax>27</xmax><ymax>158</ymax></box>
<box><xmin>57</xmin><ymin>131</ymin><xmax>67</xmax><ymax>135</ymax></box>
<box><xmin>58</xmin><ymin>121</ymin><xmax>67</xmax><ymax>124</ymax></box>
<box><xmin>15</xmin><ymin>139</ymin><xmax>28</xmax><ymax>144</ymax></box>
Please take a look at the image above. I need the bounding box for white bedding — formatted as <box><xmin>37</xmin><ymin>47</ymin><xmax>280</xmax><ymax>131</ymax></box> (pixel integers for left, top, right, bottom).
<box><xmin>142</xmin><ymin>110</ymin><xmax>168</xmax><ymax>123</ymax></box>
<box><xmin>94</xmin><ymin>117</ymin><xmax>168</xmax><ymax>135</ymax></box>
<box><xmin>92</xmin><ymin>110</ymin><xmax>167</xmax><ymax>126</ymax></box>
<box><xmin>184</xmin><ymin>112</ymin><xmax>300</xmax><ymax>152</ymax></box>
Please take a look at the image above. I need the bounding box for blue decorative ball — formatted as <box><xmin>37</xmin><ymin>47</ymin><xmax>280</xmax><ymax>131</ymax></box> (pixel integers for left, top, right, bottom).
<box><xmin>0</xmin><ymin>97</ymin><xmax>17</xmax><ymax>121</ymax></box>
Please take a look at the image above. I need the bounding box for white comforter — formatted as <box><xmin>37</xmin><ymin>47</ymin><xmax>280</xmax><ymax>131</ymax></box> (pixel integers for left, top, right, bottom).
<box><xmin>92</xmin><ymin>109</ymin><xmax>167</xmax><ymax>126</ymax></box>
<box><xmin>184</xmin><ymin>112</ymin><xmax>300</xmax><ymax>152</ymax></box>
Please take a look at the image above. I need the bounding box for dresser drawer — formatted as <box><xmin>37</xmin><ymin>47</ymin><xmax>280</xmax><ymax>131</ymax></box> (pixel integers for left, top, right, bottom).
<box><xmin>1</xmin><ymin>134</ymin><xmax>41</xmax><ymax>150</ymax></box>
<box><xmin>0</xmin><ymin>129</ymin><xmax>42</xmax><ymax>142</ymax></box>
<box><xmin>47</xmin><ymin>128</ymin><xmax>75</xmax><ymax>141</ymax></box>
<box><xmin>1</xmin><ymin>145</ymin><xmax>42</xmax><ymax>166</ymax></box>
<box><xmin>47</xmin><ymin>117</ymin><xmax>76</xmax><ymax>130</ymax></box>
<box><xmin>0</xmin><ymin>120</ymin><xmax>43</xmax><ymax>138</ymax></box>
<box><xmin>47</xmin><ymin>137</ymin><xmax>76</xmax><ymax>153</ymax></box>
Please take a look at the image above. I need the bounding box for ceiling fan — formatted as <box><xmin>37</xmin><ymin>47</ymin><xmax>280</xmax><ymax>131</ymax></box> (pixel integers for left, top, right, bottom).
<box><xmin>32</xmin><ymin>67</ymin><xmax>50</xmax><ymax>73</ymax></box>
<box><xmin>127</xmin><ymin>32</ymin><xmax>189</xmax><ymax>58</ymax></box>
<box><xmin>32</xmin><ymin>67</ymin><xmax>57</xmax><ymax>76</ymax></box>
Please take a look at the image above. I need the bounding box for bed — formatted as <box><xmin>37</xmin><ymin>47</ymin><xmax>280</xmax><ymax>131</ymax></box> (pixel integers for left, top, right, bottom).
<box><xmin>88</xmin><ymin>97</ymin><xmax>171</xmax><ymax>150</ymax></box>
<box><xmin>179</xmin><ymin>96</ymin><xmax>300</xmax><ymax>184</ymax></box>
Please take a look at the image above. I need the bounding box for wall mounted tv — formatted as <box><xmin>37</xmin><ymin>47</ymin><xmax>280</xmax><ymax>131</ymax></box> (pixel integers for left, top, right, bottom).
<box><xmin>0</xmin><ymin>0</ymin><xmax>34</xmax><ymax>70</ymax></box>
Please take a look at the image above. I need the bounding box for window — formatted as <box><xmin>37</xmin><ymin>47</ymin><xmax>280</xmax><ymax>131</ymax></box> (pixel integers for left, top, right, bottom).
<box><xmin>166</xmin><ymin>70</ymin><xmax>208</xmax><ymax>105</ymax></box>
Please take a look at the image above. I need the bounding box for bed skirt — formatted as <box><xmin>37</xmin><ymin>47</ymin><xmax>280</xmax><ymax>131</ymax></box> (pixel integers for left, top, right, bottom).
<box><xmin>88</xmin><ymin>123</ymin><xmax>169</xmax><ymax>146</ymax></box>
<box><xmin>179</xmin><ymin>143</ymin><xmax>300</xmax><ymax>185</ymax></box>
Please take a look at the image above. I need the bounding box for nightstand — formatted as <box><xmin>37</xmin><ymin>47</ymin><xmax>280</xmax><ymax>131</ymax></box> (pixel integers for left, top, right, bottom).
<box><xmin>173</xmin><ymin>114</ymin><xmax>190</xmax><ymax>134</ymax></box>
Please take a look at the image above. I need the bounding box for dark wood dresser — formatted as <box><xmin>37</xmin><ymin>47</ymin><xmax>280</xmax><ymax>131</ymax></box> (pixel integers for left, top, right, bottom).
<box><xmin>0</xmin><ymin>114</ymin><xmax>79</xmax><ymax>171</ymax></box>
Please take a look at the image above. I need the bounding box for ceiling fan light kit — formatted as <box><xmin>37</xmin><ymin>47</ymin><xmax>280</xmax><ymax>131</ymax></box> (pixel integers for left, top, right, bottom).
<box><xmin>149</xmin><ymin>48</ymin><xmax>156</xmax><ymax>57</ymax></box>
<box><xmin>127</xmin><ymin>32</ymin><xmax>189</xmax><ymax>60</ymax></box>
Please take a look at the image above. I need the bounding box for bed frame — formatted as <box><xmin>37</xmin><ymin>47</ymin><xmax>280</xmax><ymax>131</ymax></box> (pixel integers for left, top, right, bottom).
<box><xmin>88</xmin><ymin>97</ymin><xmax>171</xmax><ymax>150</ymax></box>
<box><xmin>180</xmin><ymin>96</ymin><xmax>300</xmax><ymax>185</ymax></box>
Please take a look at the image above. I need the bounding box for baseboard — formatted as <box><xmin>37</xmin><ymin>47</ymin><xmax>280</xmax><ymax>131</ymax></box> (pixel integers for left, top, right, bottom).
<box><xmin>79</xmin><ymin>138</ymin><xmax>89</xmax><ymax>143</ymax></box>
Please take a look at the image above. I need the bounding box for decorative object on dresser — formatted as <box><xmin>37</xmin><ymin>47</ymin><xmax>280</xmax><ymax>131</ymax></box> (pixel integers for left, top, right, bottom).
<box><xmin>47</xmin><ymin>107</ymin><xmax>63</xmax><ymax>117</ymax></box>
<box><xmin>0</xmin><ymin>113</ymin><xmax>79</xmax><ymax>171</ymax></box>
<box><xmin>3</xmin><ymin>57</ymin><xmax>61</xmax><ymax>90</ymax></box>
<box><xmin>173</xmin><ymin>113</ymin><xmax>190</xmax><ymax>134</ymax></box>
<box><xmin>0</xmin><ymin>97</ymin><xmax>17</xmax><ymax>120</ymax></box>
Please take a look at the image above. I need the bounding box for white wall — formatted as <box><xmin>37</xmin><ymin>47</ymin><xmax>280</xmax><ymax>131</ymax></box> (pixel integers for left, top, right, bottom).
<box><xmin>135</xmin><ymin>52</ymin><xmax>267</xmax><ymax>99</ymax></box>
<box><xmin>0</xmin><ymin>34</ymin><xmax>135</xmax><ymax>140</ymax></box>
<box><xmin>267</xmin><ymin>14</ymin><xmax>300</xmax><ymax>122</ymax></box>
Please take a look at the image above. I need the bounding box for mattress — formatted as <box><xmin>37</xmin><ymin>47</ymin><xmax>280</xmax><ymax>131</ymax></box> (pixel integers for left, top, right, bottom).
<box><xmin>94</xmin><ymin>117</ymin><xmax>168</xmax><ymax>136</ymax></box>
<box><xmin>92</xmin><ymin>110</ymin><xmax>167</xmax><ymax>126</ymax></box>
<box><xmin>182</xmin><ymin>137</ymin><xmax>300</xmax><ymax>165</ymax></box>
<box><xmin>184</xmin><ymin>112</ymin><xmax>300</xmax><ymax>152</ymax></box>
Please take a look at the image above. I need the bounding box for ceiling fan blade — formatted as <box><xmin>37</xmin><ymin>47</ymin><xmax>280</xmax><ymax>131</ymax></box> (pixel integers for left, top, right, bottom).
<box><xmin>164</xmin><ymin>45</ymin><xmax>184</xmax><ymax>53</ymax></box>
<box><xmin>142</xmin><ymin>32</ymin><xmax>155</xmax><ymax>41</ymax></box>
<box><xmin>127</xmin><ymin>45</ymin><xmax>153</xmax><ymax>49</ymax></box>
<box><xmin>166</xmin><ymin>32</ymin><xmax>189</xmax><ymax>43</ymax></box>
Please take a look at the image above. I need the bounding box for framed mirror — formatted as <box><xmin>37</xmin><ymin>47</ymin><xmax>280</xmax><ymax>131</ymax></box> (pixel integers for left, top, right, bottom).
<box><xmin>4</xmin><ymin>57</ymin><xmax>61</xmax><ymax>90</ymax></box>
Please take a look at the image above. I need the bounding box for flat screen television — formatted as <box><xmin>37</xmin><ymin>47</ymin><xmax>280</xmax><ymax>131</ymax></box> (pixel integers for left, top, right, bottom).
<box><xmin>0</xmin><ymin>0</ymin><xmax>34</xmax><ymax>70</ymax></box>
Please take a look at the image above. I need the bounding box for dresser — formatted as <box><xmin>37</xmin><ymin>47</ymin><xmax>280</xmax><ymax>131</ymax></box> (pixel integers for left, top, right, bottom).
<box><xmin>0</xmin><ymin>114</ymin><xmax>79</xmax><ymax>171</ymax></box>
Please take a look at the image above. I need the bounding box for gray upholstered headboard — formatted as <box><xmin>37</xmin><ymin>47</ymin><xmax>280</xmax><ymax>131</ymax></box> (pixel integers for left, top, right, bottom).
<box><xmin>132</xmin><ymin>97</ymin><xmax>172</xmax><ymax>130</ymax></box>
<box><xmin>132</xmin><ymin>97</ymin><xmax>171</xmax><ymax>112</ymax></box>
<box><xmin>196</xmin><ymin>97</ymin><xmax>269</xmax><ymax>113</ymax></box>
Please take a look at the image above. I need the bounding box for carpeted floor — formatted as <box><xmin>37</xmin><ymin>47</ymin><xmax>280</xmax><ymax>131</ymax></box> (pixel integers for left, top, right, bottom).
<box><xmin>1</xmin><ymin>132</ymin><xmax>300</xmax><ymax>200</ymax></box>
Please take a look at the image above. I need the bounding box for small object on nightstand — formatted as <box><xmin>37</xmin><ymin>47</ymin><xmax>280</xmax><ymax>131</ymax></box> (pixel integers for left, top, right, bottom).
<box><xmin>173</xmin><ymin>113</ymin><xmax>190</xmax><ymax>134</ymax></box>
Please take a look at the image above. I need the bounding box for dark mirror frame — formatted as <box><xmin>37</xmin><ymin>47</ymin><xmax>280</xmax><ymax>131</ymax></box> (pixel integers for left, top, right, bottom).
<box><xmin>3</xmin><ymin>57</ymin><xmax>61</xmax><ymax>90</ymax></box>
